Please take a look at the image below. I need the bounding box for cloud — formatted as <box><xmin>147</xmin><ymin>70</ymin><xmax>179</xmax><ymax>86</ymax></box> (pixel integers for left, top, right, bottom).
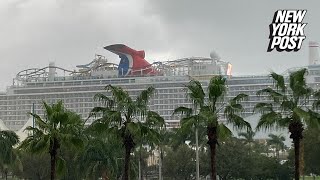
<box><xmin>144</xmin><ymin>0</ymin><xmax>320</xmax><ymax>73</ymax></box>
<box><xmin>0</xmin><ymin>0</ymin><xmax>319</xmax><ymax>90</ymax></box>
<box><xmin>0</xmin><ymin>0</ymin><xmax>166</xmax><ymax>90</ymax></box>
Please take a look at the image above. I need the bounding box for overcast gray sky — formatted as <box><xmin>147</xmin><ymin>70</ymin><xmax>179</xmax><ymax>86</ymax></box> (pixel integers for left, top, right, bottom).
<box><xmin>0</xmin><ymin>0</ymin><xmax>319</xmax><ymax>91</ymax></box>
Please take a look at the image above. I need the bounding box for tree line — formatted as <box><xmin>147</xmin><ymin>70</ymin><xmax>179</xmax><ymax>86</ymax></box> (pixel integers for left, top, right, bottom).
<box><xmin>0</xmin><ymin>68</ymin><xmax>320</xmax><ymax>180</ymax></box>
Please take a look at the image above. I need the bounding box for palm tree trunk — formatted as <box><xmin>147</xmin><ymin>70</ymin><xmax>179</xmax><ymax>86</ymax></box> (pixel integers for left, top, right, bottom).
<box><xmin>294</xmin><ymin>138</ymin><xmax>300</xmax><ymax>180</ymax></box>
<box><xmin>300</xmin><ymin>140</ymin><xmax>305</xmax><ymax>179</ymax></box>
<box><xmin>276</xmin><ymin>146</ymin><xmax>280</xmax><ymax>159</ymax></box>
<box><xmin>50</xmin><ymin>151</ymin><xmax>56</xmax><ymax>180</ymax></box>
<box><xmin>139</xmin><ymin>144</ymin><xmax>142</xmax><ymax>180</ymax></box>
<box><xmin>207</xmin><ymin>126</ymin><xmax>217</xmax><ymax>180</ymax></box>
<box><xmin>4</xmin><ymin>170</ymin><xmax>7</xmax><ymax>180</ymax></box>
<box><xmin>123</xmin><ymin>144</ymin><xmax>131</xmax><ymax>180</ymax></box>
<box><xmin>195</xmin><ymin>127</ymin><xmax>200</xmax><ymax>180</ymax></box>
<box><xmin>289</xmin><ymin>121</ymin><xmax>304</xmax><ymax>180</ymax></box>
<box><xmin>159</xmin><ymin>146</ymin><xmax>163</xmax><ymax>180</ymax></box>
<box><xmin>123</xmin><ymin>134</ymin><xmax>135</xmax><ymax>180</ymax></box>
<box><xmin>50</xmin><ymin>138</ymin><xmax>59</xmax><ymax>180</ymax></box>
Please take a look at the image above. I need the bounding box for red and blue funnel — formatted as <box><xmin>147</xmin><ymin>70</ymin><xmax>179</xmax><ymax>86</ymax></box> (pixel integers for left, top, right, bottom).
<box><xmin>104</xmin><ymin>44</ymin><xmax>157</xmax><ymax>76</ymax></box>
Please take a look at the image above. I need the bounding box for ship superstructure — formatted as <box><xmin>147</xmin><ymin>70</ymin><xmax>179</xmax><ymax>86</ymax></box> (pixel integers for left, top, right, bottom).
<box><xmin>0</xmin><ymin>44</ymin><xmax>232</xmax><ymax>130</ymax></box>
<box><xmin>1</xmin><ymin>42</ymin><xmax>320</xmax><ymax>131</ymax></box>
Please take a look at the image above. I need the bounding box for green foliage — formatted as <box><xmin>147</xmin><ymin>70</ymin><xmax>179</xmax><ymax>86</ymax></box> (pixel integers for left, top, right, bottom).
<box><xmin>201</xmin><ymin>138</ymin><xmax>291</xmax><ymax>180</ymax></box>
<box><xmin>90</xmin><ymin>85</ymin><xmax>164</xmax><ymax>145</ymax></box>
<box><xmin>175</xmin><ymin>76</ymin><xmax>251</xmax><ymax>144</ymax></box>
<box><xmin>77</xmin><ymin>136</ymin><xmax>123</xmax><ymax>179</ymax></box>
<box><xmin>90</xmin><ymin>85</ymin><xmax>164</xmax><ymax>180</ymax></box>
<box><xmin>238</xmin><ymin>129</ymin><xmax>256</xmax><ymax>144</ymax></box>
<box><xmin>303</xmin><ymin>127</ymin><xmax>320</xmax><ymax>175</ymax></box>
<box><xmin>162</xmin><ymin>137</ymin><xmax>293</xmax><ymax>180</ymax></box>
<box><xmin>12</xmin><ymin>151</ymin><xmax>50</xmax><ymax>179</ymax></box>
<box><xmin>19</xmin><ymin>100</ymin><xmax>86</xmax><ymax>179</ymax></box>
<box><xmin>0</xmin><ymin>130</ymin><xmax>19</xmax><ymax>178</ymax></box>
<box><xmin>162</xmin><ymin>144</ymin><xmax>196</xmax><ymax>180</ymax></box>
<box><xmin>174</xmin><ymin>76</ymin><xmax>251</xmax><ymax>180</ymax></box>
<box><xmin>0</xmin><ymin>130</ymin><xmax>19</xmax><ymax>162</ymax></box>
<box><xmin>255</xmin><ymin>68</ymin><xmax>320</xmax><ymax>179</ymax></box>
<box><xmin>266</xmin><ymin>133</ymin><xmax>287</xmax><ymax>160</ymax></box>
<box><xmin>255</xmin><ymin>69</ymin><xmax>319</xmax><ymax>131</ymax></box>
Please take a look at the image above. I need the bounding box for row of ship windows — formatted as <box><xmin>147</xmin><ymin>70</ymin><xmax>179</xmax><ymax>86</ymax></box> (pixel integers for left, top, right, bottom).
<box><xmin>228</xmin><ymin>85</ymin><xmax>270</xmax><ymax>91</ymax></box>
<box><xmin>4</xmin><ymin>121</ymin><xmax>26</xmax><ymax>126</ymax></box>
<box><xmin>1</xmin><ymin>110</ymin><xmax>269</xmax><ymax>129</ymax></box>
<box><xmin>0</xmin><ymin>102</ymin><xmax>184</xmax><ymax>111</ymax></box>
<box><xmin>227</xmin><ymin>79</ymin><xmax>273</xmax><ymax>85</ymax></box>
<box><xmin>12</xmin><ymin>83</ymin><xmax>185</xmax><ymax>95</ymax></box>
<box><xmin>0</xmin><ymin>92</ymin><xmax>187</xmax><ymax>104</ymax></box>
<box><xmin>0</xmin><ymin>103</ymin><xmax>188</xmax><ymax>117</ymax></box>
<box><xmin>2</xmin><ymin>113</ymin><xmax>182</xmax><ymax>126</ymax></box>
<box><xmin>24</xmin><ymin>79</ymin><xmax>134</xmax><ymax>88</ymax></box>
<box><xmin>0</xmin><ymin>94</ymin><xmax>97</xmax><ymax>101</ymax></box>
<box><xmin>0</xmin><ymin>98</ymin><xmax>274</xmax><ymax>111</ymax></box>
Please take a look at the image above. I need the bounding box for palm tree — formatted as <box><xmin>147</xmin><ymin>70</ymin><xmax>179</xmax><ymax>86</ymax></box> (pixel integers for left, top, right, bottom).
<box><xmin>90</xmin><ymin>85</ymin><xmax>164</xmax><ymax>180</ymax></box>
<box><xmin>0</xmin><ymin>130</ymin><xmax>19</xmax><ymax>180</ymax></box>
<box><xmin>174</xmin><ymin>76</ymin><xmax>251</xmax><ymax>180</ymax></box>
<box><xmin>238</xmin><ymin>129</ymin><xmax>256</xmax><ymax>145</ymax></box>
<box><xmin>136</xmin><ymin>111</ymin><xmax>165</xmax><ymax>180</ymax></box>
<box><xmin>78</xmin><ymin>136</ymin><xmax>122</xmax><ymax>179</ymax></box>
<box><xmin>254</xmin><ymin>68</ymin><xmax>320</xmax><ymax>180</ymax></box>
<box><xmin>267</xmin><ymin>133</ymin><xmax>286</xmax><ymax>159</ymax></box>
<box><xmin>19</xmin><ymin>101</ymin><xmax>85</xmax><ymax>180</ymax></box>
<box><xmin>173</xmin><ymin>106</ymin><xmax>206</xmax><ymax>180</ymax></box>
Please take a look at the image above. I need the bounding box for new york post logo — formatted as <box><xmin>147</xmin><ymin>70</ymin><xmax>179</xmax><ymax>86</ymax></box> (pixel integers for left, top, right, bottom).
<box><xmin>267</xmin><ymin>10</ymin><xmax>307</xmax><ymax>52</ymax></box>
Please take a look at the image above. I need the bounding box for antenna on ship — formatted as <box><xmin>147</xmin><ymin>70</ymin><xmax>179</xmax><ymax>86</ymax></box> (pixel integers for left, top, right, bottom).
<box><xmin>309</xmin><ymin>41</ymin><xmax>320</xmax><ymax>65</ymax></box>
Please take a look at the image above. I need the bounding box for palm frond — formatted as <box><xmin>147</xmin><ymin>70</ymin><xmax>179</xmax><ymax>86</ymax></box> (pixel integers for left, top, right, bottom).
<box><xmin>289</xmin><ymin>68</ymin><xmax>308</xmax><ymax>90</ymax></box>
<box><xmin>270</xmin><ymin>72</ymin><xmax>286</xmax><ymax>92</ymax></box>
<box><xmin>256</xmin><ymin>111</ymin><xmax>283</xmax><ymax>130</ymax></box>
<box><xmin>57</xmin><ymin>156</ymin><xmax>67</xmax><ymax>176</ymax></box>
<box><xmin>186</xmin><ymin>80</ymin><xmax>205</xmax><ymax>107</ymax></box>
<box><xmin>42</xmin><ymin>100</ymin><xmax>53</xmax><ymax>117</ymax></box>
<box><xmin>172</xmin><ymin>106</ymin><xmax>193</xmax><ymax>117</ymax></box>
<box><xmin>226</xmin><ymin>114</ymin><xmax>251</xmax><ymax>131</ymax></box>
<box><xmin>88</xmin><ymin>106</ymin><xmax>107</xmax><ymax>118</ymax></box>
<box><xmin>24</xmin><ymin>126</ymin><xmax>45</xmax><ymax>136</ymax></box>
<box><xmin>136</xmin><ymin>86</ymin><xmax>155</xmax><ymax>107</ymax></box>
<box><xmin>28</xmin><ymin>112</ymin><xmax>50</xmax><ymax>131</ymax></box>
<box><xmin>105</xmin><ymin>85</ymin><xmax>129</xmax><ymax>104</ymax></box>
<box><xmin>253</xmin><ymin>102</ymin><xmax>273</xmax><ymax>114</ymax></box>
<box><xmin>217</xmin><ymin>123</ymin><xmax>232</xmax><ymax>141</ymax></box>
<box><xmin>257</xmin><ymin>87</ymin><xmax>284</xmax><ymax>103</ymax></box>
<box><xmin>293</xmin><ymin>107</ymin><xmax>310</xmax><ymax>123</ymax></box>
<box><xmin>180</xmin><ymin>116</ymin><xmax>197</xmax><ymax>132</ymax></box>
<box><xmin>238</xmin><ymin>129</ymin><xmax>256</xmax><ymax>142</ymax></box>
<box><xmin>208</xmin><ymin>75</ymin><xmax>227</xmax><ymax>104</ymax></box>
<box><xmin>230</xmin><ymin>93</ymin><xmax>248</xmax><ymax>104</ymax></box>
<box><xmin>146</xmin><ymin>111</ymin><xmax>165</xmax><ymax>128</ymax></box>
<box><xmin>224</xmin><ymin>103</ymin><xmax>244</xmax><ymax>116</ymax></box>
<box><xmin>280</xmin><ymin>100</ymin><xmax>295</xmax><ymax>111</ymax></box>
<box><xmin>306</xmin><ymin>110</ymin><xmax>320</xmax><ymax>129</ymax></box>
<box><xmin>199</xmin><ymin>106</ymin><xmax>218</xmax><ymax>127</ymax></box>
<box><xmin>94</xmin><ymin>93</ymin><xmax>114</xmax><ymax>108</ymax></box>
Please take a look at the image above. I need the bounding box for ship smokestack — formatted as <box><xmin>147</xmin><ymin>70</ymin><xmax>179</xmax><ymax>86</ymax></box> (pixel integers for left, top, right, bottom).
<box><xmin>48</xmin><ymin>62</ymin><xmax>56</xmax><ymax>81</ymax></box>
<box><xmin>309</xmin><ymin>41</ymin><xmax>320</xmax><ymax>65</ymax></box>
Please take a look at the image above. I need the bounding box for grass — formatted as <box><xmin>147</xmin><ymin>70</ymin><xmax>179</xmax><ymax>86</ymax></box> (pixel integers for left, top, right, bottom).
<box><xmin>301</xmin><ymin>176</ymin><xmax>320</xmax><ymax>180</ymax></box>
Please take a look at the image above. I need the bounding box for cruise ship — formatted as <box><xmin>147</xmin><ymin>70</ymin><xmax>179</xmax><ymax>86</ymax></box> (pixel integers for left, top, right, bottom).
<box><xmin>1</xmin><ymin>42</ymin><xmax>320</xmax><ymax>132</ymax></box>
